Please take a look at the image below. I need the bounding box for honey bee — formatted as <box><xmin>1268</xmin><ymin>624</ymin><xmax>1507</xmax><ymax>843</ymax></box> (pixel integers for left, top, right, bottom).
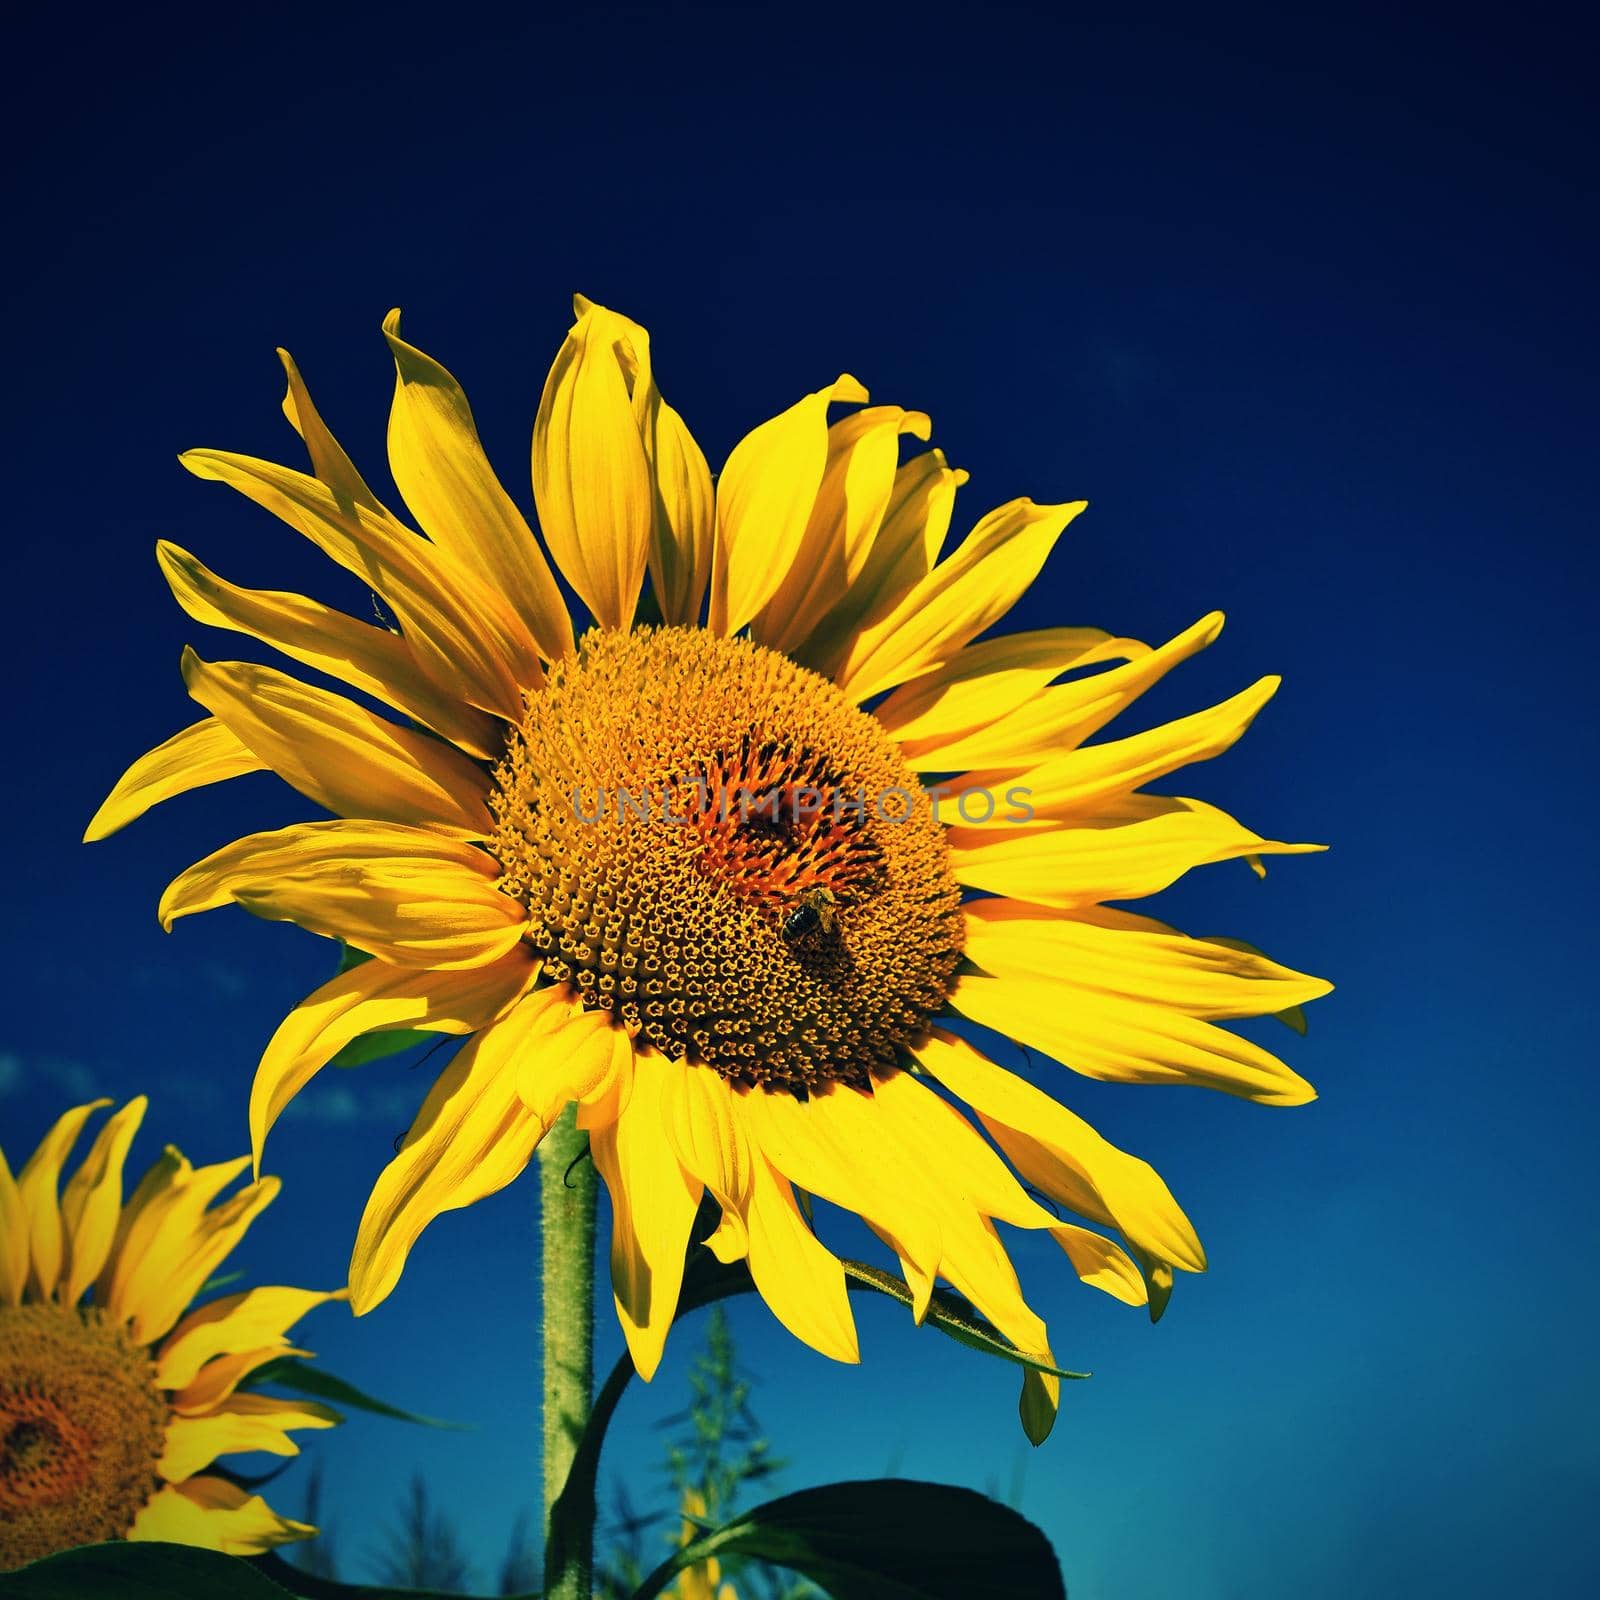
<box><xmin>781</xmin><ymin>885</ymin><xmax>839</xmax><ymax>944</ymax></box>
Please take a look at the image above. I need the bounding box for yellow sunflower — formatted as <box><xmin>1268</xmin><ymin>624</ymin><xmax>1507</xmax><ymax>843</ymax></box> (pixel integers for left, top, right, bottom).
<box><xmin>0</xmin><ymin>1096</ymin><xmax>341</xmax><ymax>1570</ymax></box>
<box><xmin>87</xmin><ymin>295</ymin><xmax>1329</xmax><ymax>1442</ymax></box>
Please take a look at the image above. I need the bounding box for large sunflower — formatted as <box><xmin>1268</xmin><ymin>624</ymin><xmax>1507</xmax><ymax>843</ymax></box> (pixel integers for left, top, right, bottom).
<box><xmin>88</xmin><ymin>297</ymin><xmax>1328</xmax><ymax>1441</ymax></box>
<box><xmin>0</xmin><ymin>1097</ymin><xmax>340</xmax><ymax>1569</ymax></box>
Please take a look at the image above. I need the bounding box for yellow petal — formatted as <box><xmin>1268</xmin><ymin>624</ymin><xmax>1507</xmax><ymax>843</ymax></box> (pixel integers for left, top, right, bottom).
<box><xmin>590</xmin><ymin>1054</ymin><xmax>703</xmax><ymax>1380</ymax></box>
<box><xmin>158</xmin><ymin>1393</ymin><xmax>340</xmax><ymax>1482</ymax></box>
<box><xmin>850</xmin><ymin>1078</ymin><xmax>1059</xmax><ymax>1422</ymax></box>
<box><xmin>84</xmin><ymin>717</ymin><xmax>266</xmax><ymax>843</ymax></box>
<box><xmin>1004</xmin><ymin>611</ymin><xmax>1225</xmax><ymax>752</ymax></box>
<box><xmin>801</xmin><ymin>448</ymin><xmax>968</xmax><ymax>675</ymax></box>
<box><xmin>874</xmin><ymin>627</ymin><xmax>1150</xmax><ymax>754</ymax></box>
<box><xmin>130</xmin><ymin>1476</ymin><xmax>316</xmax><ymax>1553</ymax></box>
<box><xmin>915</xmin><ymin>1029</ymin><xmax>1205</xmax><ymax>1273</ymax></box>
<box><xmin>348</xmin><ymin>998</ymin><xmax>558</xmax><ymax>1314</ymax></box>
<box><xmin>252</xmin><ymin>952</ymin><xmax>537</xmax><ymax>1172</ymax></box>
<box><xmin>893</xmin><ymin>1167</ymin><xmax>1057</xmax><ymax>1444</ymax></box>
<box><xmin>96</xmin><ymin>1147</ymin><xmax>260</xmax><ymax>1333</ymax></box>
<box><xmin>160</xmin><ymin>820</ymin><xmax>524</xmax><ymax>970</ymax></box>
<box><xmin>951</xmin><ymin>965</ymin><xmax>1316</xmax><ymax>1104</ymax></box>
<box><xmin>278</xmin><ymin>347</ymin><xmax>388</xmax><ymax>514</ymax></box>
<box><xmin>641</xmin><ymin>398</ymin><xmax>714</xmax><ymax>626</ymax></box>
<box><xmin>742</xmin><ymin>1084</ymin><xmax>942</xmax><ymax>1318</ymax></box>
<box><xmin>834</xmin><ymin>497</ymin><xmax>1087</xmax><ymax>702</ymax></box>
<box><xmin>158</xmin><ymin>1285</ymin><xmax>343</xmax><ymax>1391</ymax></box>
<box><xmin>660</xmin><ymin>1062</ymin><xmax>754</xmax><ymax>1225</ymax></box>
<box><xmin>513</xmin><ymin>998</ymin><xmax>626</xmax><ymax>1128</ymax></box>
<box><xmin>122</xmin><ymin>1171</ymin><xmax>283</xmax><ymax>1346</ymax></box>
<box><xmin>1050</xmin><ymin>1224</ymin><xmax>1149</xmax><ymax>1308</ymax></box>
<box><xmin>385</xmin><ymin>310</ymin><xmax>573</xmax><ymax>662</ymax></box>
<box><xmin>156</xmin><ymin>541</ymin><xmax>499</xmax><ymax>758</ymax></box>
<box><xmin>550</xmin><ymin>296</ymin><xmax>713</xmax><ymax>627</ymax></box>
<box><xmin>0</xmin><ymin>1145</ymin><xmax>26</xmax><ymax>1306</ymax></box>
<box><xmin>742</xmin><ymin>1152</ymin><xmax>859</xmax><ymax>1364</ymax></box>
<box><xmin>750</xmin><ymin>1072</ymin><xmax>1058</xmax><ymax>1381</ymax></box>
<box><xmin>169</xmin><ymin>1344</ymin><xmax>313</xmax><ymax>1414</ymax></box>
<box><xmin>18</xmin><ymin>1099</ymin><xmax>111</xmax><ymax>1299</ymax></box>
<box><xmin>532</xmin><ymin>299</ymin><xmax>655</xmax><ymax>631</ymax></box>
<box><xmin>96</xmin><ymin>1145</ymin><xmax>189</xmax><ymax>1312</ymax></box>
<box><xmin>895</xmin><ymin>613</ymin><xmax>1222</xmax><ymax>771</ymax></box>
<box><xmin>182</xmin><ymin>448</ymin><xmax>535</xmax><ymax>720</ymax></box>
<box><xmin>946</xmin><ymin>794</ymin><xmax>1325</xmax><ymax>908</ymax></box>
<box><xmin>575</xmin><ymin>1026</ymin><xmax>636</xmax><ymax>1132</ymax></box>
<box><xmin>962</xmin><ymin>675</ymin><xmax>1280</xmax><ymax>823</ymax></box>
<box><xmin>708</xmin><ymin>374</ymin><xmax>868</xmax><ymax>636</ymax></box>
<box><xmin>58</xmin><ymin>1096</ymin><xmax>148</xmax><ymax>1305</ymax></box>
<box><xmin>753</xmin><ymin>406</ymin><xmax>931</xmax><ymax>655</ymax></box>
<box><xmin>964</xmin><ymin>900</ymin><xmax>1333</xmax><ymax>1019</ymax></box>
<box><xmin>181</xmin><ymin>651</ymin><xmax>494</xmax><ymax>837</ymax></box>
<box><xmin>868</xmin><ymin>1070</ymin><xmax>1055</xmax><ymax>1230</ymax></box>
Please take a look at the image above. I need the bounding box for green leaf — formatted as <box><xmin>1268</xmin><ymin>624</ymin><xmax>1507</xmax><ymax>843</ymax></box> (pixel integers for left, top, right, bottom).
<box><xmin>325</xmin><ymin>944</ymin><xmax>435</xmax><ymax>1067</ymax></box>
<box><xmin>326</xmin><ymin>1028</ymin><xmax>433</xmax><ymax>1070</ymax></box>
<box><xmin>841</xmin><ymin>1261</ymin><xmax>1090</xmax><ymax>1383</ymax></box>
<box><xmin>675</xmin><ymin>1251</ymin><xmax>1088</xmax><ymax>1384</ymax></box>
<box><xmin>1272</xmin><ymin>1002</ymin><xmax>1309</xmax><ymax>1036</ymax></box>
<box><xmin>255</xmin><ymin>1552</ymin><xmax>510</xmax><ymax>1599</ymax></box>
<box><xmin>0</xmin><ymin>1542</ymin><xmax>296</xmax><ymax>1599</ymax></box>
<box><xmin>334</xmin><ymin>943</ymin><xmax>372</xmax><ymax>975</ymax></box>
<box><xmin>632</xmin><ymin>1479</ymin><xmax>1065</xmax><ymax>1600</ymax></box>
<box><xmin>242</xmin><ymin>1357</ymin><xmax>468</xmax><ymax>1430</ymax></box>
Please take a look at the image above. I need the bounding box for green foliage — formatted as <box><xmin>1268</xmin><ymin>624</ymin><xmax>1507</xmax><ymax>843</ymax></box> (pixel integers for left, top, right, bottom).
<box><xmin>597</xmin><ymin>1306</ymin><xmax>802</xmax><ymax>1600</ymax></box>
<box><xmin>0</xmin><ymin>1544</ymin><xmax>489</xmax><ymax>1600</ymax></box>
<box><xmin>370</xmin><ymin>1477</ymin><xmax>474</xmax><ymax>1592</ymax></box>
<box><xmin>243</xmin><ymin>1357</ymin><xmax>466</xmax><ymax>1429</ymax></box>
<box><xmin>495</xmin><ymin>1514</ymin><xmax>540</xmax><ymax>1597</ymax></box>
<box><xmin>635</xmin><ymin>1479</ymin><xmax>1067</xmax><ymax>1600</ymax></box>
<box><xmin>0</xmin><ymin>1544</ymin><xmax>294</xmax><ymax>1600</ymax></box>
<box><xmin>663</xmin><ymin>1306</ymin><xmax>782</xmax><ymax>1522</ymax></box>
<box><xmin>296</xmin><ymin>1461</ymin><xmax>339</xmax><ymax>1582</ymax></box>
<box><xmin>674</xmin><ymin>1248</ymin><xmax>1088</xmax><ymax>1384</ymax></box>
<box><xmin>326</xmin><ymin>944</ymin><xmax>431</xmax><ymax>1067</ymax></box>
<box><xmin>839</xmin><ymin>1262</ymin><xmax>1090</xmax><ymax>1383</ymax></box>
<box><xmin>327</xmin><ymin>1028</ymin><xmax>434</xmax><ymax>1070</ymax></box>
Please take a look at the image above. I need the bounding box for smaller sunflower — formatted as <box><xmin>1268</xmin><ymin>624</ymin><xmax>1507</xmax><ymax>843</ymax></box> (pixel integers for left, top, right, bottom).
<box><xmin>0</xmin><ymin>1096</ymin><xmax>341</xmax><ymax>1571</ymax></box>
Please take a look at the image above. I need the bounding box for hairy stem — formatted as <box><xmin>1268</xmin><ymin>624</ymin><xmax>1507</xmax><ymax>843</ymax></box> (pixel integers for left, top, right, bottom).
<box><xmin>539</xmin><ymin>1103</ymin><xmax>597</xmax><ymax>1600</ymax></box>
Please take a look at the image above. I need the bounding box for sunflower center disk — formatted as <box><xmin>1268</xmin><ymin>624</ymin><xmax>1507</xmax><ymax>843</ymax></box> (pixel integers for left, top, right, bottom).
<box><xmin>490</xmin><ymin>627</ymin><xmax>964</xmax><ymax>1091</ymax></box>
<box><xmin>0</xmin><ymin>1305</ymin><xmax>168</xmax><ymax>1569</ymax></box>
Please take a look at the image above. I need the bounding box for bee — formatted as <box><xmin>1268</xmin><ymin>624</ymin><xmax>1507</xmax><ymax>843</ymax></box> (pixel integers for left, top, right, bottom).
<box><xmin>781</xmin><ymin>885</ymin><xmax>839</xmax><ymax>944</ymax></box>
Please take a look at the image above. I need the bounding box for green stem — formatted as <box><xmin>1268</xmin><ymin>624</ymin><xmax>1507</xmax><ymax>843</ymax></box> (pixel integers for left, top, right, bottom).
<box><xmin>539</xmin><ymin>1103</ymin><xmax>597</xmax><ymax>1600</ymax></box>
<box><xmin>547</xmin><ymin>1349</ymin><xmax>637</xmax><ymax>1597</ymax></box>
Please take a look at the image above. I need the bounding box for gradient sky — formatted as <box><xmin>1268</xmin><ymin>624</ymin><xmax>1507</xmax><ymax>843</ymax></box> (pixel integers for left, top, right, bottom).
<box><xmin>4</xmin><ymin>11</ymin><xmax>1595</xmax><ymax>1598</ymax></box>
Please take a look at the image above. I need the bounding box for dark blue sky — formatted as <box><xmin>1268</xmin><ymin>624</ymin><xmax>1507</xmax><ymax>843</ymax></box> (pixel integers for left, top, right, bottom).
<box><xmin>4</xmin><ymin>11</ymin><xmax>1595</xmax><ymax>1597</ymax></box>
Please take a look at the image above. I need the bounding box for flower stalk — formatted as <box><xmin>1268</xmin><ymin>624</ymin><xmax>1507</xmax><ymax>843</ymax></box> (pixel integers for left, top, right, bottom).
<box><xmin>539</xmin><ymin>1103</ymin><xmax>598</xmax><ymax>1600</ymax></box>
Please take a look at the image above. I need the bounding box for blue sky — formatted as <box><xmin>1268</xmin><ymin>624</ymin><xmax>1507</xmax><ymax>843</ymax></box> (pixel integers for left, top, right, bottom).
<box><xmin>3</xmin><ymin>11</ymin><xmax>1595</xmax><ymax>1597</ymax></box>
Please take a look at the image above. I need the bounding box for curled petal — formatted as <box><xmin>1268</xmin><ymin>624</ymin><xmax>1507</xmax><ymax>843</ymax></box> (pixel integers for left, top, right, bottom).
<box><xmin>709</xmin><ymin>374</ymin><xmax>868</xmax><ymax>636</ymax></box>
<box><xmin>130</xmin><ymin>1476</ymin><xmax>316</xmax><ymax>1554</ymax></box>
<box><xmin>385</xmin><ymin>310</ymin><xmax>572</xmax><ymax>663</ymax></box>
<box><xmin>85</xmin><ymin>718</ymin><xmax>266</xmax><ymax>843</ymax></box>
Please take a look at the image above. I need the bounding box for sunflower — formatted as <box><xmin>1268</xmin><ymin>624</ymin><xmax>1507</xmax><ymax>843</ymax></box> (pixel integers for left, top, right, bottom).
<box><xmin>0</xmin><ymin>1096</ymin><xmax>341</xmax><ymax>1569</ymax></box>
<box><xmin>88</xmin><ymin>296</ymin><xmax>1329</xmax><ymax>1441</ymax></box>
